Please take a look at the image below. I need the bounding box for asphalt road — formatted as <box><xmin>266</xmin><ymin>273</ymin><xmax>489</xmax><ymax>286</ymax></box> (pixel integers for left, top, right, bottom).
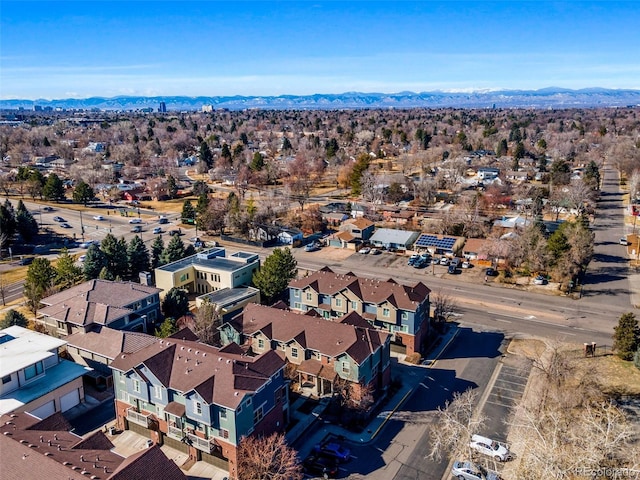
<box><xmin>334</xmin><ymin>327</ymin><xmax>506</xmax><ymax>480</ymax></box>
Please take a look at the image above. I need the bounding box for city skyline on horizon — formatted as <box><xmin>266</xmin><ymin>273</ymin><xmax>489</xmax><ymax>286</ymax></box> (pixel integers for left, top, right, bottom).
<box><xmin>2</xmin><ymin>1</ymin><xmax>639</xmax><ymax>100</ymax></box>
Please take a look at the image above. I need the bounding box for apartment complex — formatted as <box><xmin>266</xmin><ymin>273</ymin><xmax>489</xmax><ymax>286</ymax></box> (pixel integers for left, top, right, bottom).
<box><xmin>37</xmin><ymin>279</ymin><xmax>162</xmax><ymax>337</ymax></box>
<box><xmin>110</xmin><ymin>337</ymin><xmax>288</xmax><ymax>478</ymax></box>
<box><xmin>0</xmin><ymin>326</ymin><xmax>88</xmax><ymax>419</ymax></box>
<box><xmin>154</xmin><ymin>247</ymin><xmax>259</xmax><ymax>298</ymax></box>
<box><xmin>288</xmin><ymin>267</ymin><xmax>431</xmax><ymax>355</ymax></box>
<box><xmin>221</xmin><ymin>303</ymin><xmax>391</xmax><ymax>398</ymax></box>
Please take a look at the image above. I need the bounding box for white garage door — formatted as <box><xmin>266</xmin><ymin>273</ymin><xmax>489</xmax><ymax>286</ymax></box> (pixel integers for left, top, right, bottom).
<box><xmin>60</xmin><ymin>389</ymin><xmax>80</xmax><ymax>412</ymax></box>
<box><xmin>29</xmin><ymin>400</ymin><xmax>56</xmax><ymax>419</ymax></box>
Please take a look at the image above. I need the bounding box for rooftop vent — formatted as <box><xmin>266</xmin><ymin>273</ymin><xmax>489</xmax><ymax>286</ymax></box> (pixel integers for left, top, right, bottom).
<box><xmin>44</xmin><ymin>452</ymin><xmax>52</xmax><ymax>456</ymax></box>
<box><xmin>63</xmin><ymin>461</ymin><xmax>72</xmax><ymax>466</ymax></box>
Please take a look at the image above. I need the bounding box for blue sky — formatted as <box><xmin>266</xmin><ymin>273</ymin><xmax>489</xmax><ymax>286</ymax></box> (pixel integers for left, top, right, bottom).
<box><xmin>1</xmin><ymin>1</ymin><xmax>639</xmax><ymax>99</ymax></box>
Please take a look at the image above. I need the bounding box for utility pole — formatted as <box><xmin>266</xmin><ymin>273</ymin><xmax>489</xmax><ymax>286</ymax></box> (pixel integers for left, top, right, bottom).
<box><xmin>79</xmin><ymin>210</ymin><xmax>85</xmax><ymax>241</ymax></box>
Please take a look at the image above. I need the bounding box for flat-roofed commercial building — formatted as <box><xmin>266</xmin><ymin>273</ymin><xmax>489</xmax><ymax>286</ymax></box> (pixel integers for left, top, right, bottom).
<box><xmin>154</xmin><ymin>248</ymin><xmax>260</xmax><ymax>297</ymax></box>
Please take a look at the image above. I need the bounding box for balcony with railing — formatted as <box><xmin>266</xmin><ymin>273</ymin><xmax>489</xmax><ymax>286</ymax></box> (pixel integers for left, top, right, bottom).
<box><xmin>126</xmin><ymin>407</ymin><xmax>152</xmax><ymax>428</ymax></box>
<box><xmin>187</xmin><ymin>432</ymin><xmax>215</xmax><ymax>453</ymax></box>
<box><xmin>167</xmin><ymin>425</ymin><xmax>185</xmax><ymax>441</ymax></box>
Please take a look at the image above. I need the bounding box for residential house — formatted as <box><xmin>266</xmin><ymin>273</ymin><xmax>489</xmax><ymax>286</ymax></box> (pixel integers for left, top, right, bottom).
<box><xmin>110</xmin><ymin>338</ymin><xmax>288</xmax><ymax>479</ymax></box>
<box><xmin>329</xmin><ymin>217</ymin><xmax>375</xmax><ymax>249</ymax></box>
<box><xmin>37</xmin><ymin>279</ymin><xmax>162</xmax><ymax>337</ymax></box>
<box><xmin>277</xmin><ymin>227</ymin><xmax>304</xmax><ymax>246</ymax></box>
<box><xmin>154</xmin><ymin>247</ymin><xmax>260</xmax><ymax>297</ymax></box>
<box><xmin>369</xmin><ymin>228</ymin><xmax>420</xmax><ymax>252</ymax></box>
<box><xmin>461</xmin><ymin>238</ymin><xmax>491</xmax><ymax>260</ymax></box>
<box><xmin>477</xmin><ymin>167</ymin><xmax>500</xmax><ymax>180</ymax></box>
<box><xmin>0</xmin><ymin>326</ymin><xmax>89</xmax><ymax>418</ymax></box>
<box><xmin>288</xmin><ymin>267</ymin><xmax>431</xmax><ymax>355</ymax></box>
<box><xmin>381</xmin><ymin>209</ymin><xmax>416</xmax><ymax>226</ymax></box>
<box><xmin>413</xmin><ymin>233</ymin><xmax>465</xmax><ymax>256</ymax></box>
<box><xmin>0</xmin><ymin>411</ymin><xmax>186</xmax><ymax>480</ymax></box>
<box><xmin>350</xmin><ymin>203</ymin><xmax>369</xmax><ymax>218</ymax></box>
<box><xmin>220</xmin><ymin>303</ymin><xmax>391</xmax><ymax>398</ymax></box>
<box><xmin>323</xmin><ymin>211</ymin><xmax>349</xmax><ymax>227</ymax></box>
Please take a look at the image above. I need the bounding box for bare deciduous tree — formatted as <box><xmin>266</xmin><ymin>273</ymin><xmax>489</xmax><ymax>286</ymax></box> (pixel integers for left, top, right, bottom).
<box><xmin>429</xmin><ymin>388</ymin><xmax>486</xmax><ymax>461</ymax></box>
<box><xmin>236</xmin><ymin>433</ymin><xmax>303</xmax><ymax>480</ymax></box>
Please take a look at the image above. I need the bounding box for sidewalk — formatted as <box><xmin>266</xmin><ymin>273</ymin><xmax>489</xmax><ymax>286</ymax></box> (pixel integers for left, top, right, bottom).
<box><xmin>287</xmin><ymin>324</ymin><xmax>460</xmax><ymax>459</ymax></box>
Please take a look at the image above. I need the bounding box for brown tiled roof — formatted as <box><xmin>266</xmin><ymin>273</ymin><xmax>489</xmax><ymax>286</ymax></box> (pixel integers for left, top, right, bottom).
<box><xmin>232</xmin><ymin>304</ymin><xmax>389</xmax><ymax>364</ymax></box>
<box><xmin>41</xmin><ymin>279</ymin><xmax>161</xmax><ymax>308</ymax></box>
<box><xmin>66</xmin><ymin>327</ymin><xmax>159</xmax><ymax>360</ymax></box>
<box><xmin>297</xmin><ymin>359</ymin><xmax>337</xmax><ymax>382</ymax></box>
<box><xmin>108</xmin><ymin>444</ymin><xmax>186</xmax><ymax>480</ymax></box>
<box><xmin>343</xmin><ymin>217</ymin><xmax>374</xmax><ymax>229</ymax></box>
<box><xmin>462</xmin><ymin>237</ymin><xmax>489</xmax><ymax>254</ymax></box>
<box><xmin>289</xmin><ymin>268</ymin><xmax>430</xmax><ymax>311</ymax></box>
<box><xmin>164</xmin><ymin>401</ymin><xmax>186</xmax><ymax>417</ymax></box>
<box><xmin>0</xmin><ymin>412</ymin><xmax>183</xmax><ymax>480</ymax></box>
<box><xmin>110</xmin><ymin>339</ymin><xmax>284</xmax><ymax>409</ymax></box>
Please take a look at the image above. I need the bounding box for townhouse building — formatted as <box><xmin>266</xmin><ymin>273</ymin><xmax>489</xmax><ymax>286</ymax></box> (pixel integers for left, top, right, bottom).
<box><xmin>37</xmin><ymin>279</ymin><xmax>162</xmax><ymax>337</ymax></box>
<box><xmin>154</xmin><ymin>247</ymin><xmax>259</xmax><ymax>298</ymax></box>
<box><xmin>288</xmin><ymin>267</ymin><xmax>431</xmax><ymax>355</ymax></box>
<box><xmin>110</xmin><ymin>338</ymin><xmax>288</xmax><ymax>479</ymax></box>
<box><xmin>0</xmin><ymin>326</ymin><xmax>88</xmax><ymax>419</ymax></box>
<box><xmin>0</xmin><ymin>411</ymin><xmax>186</xmax><ymax>480</ymax></box>
<box><xmin>220</xmin><ymin>303</ymin><xmax>391</xmax><ymax>398</ymax></box>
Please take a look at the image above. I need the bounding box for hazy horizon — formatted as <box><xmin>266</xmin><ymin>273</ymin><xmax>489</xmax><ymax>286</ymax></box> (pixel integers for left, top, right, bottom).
<box><xmin>2</xmin><ymin>1</ymin><xmax>639</xmax><ymax>100</ymax></box>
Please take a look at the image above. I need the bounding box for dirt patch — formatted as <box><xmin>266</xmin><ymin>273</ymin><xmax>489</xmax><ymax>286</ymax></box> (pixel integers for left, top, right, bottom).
<box><xmin>507</xmin><ymin>338</ymin><xmax>548</xmax><ymax>359</ymax></box>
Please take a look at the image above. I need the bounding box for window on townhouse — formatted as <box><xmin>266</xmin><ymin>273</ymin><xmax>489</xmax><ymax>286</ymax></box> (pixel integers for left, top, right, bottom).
<box><xmin>401</xmin><ymin>312</ymin><xmax>408</xmax><ymax>320</ymax></box>
<box><xmin>306</xmin><ymin>292</ymin><xmax>312</xmax><ymax>301</ymax></box>
<box><xmin>154</xmin><ymin>385</ymin><xmax>162</xmax><ymax>398</ymax></box>
<box><xmin>253</xmin><ymin>406</ymin><xmax>264</xmax><ymax>425</ymax></box>
<box><xmin>257</xmin><ymin>338</ymin><xmax>265</xmax><ymax>349</ymax></box>
<box><xmin>335</xmin><ymin>298</ymin><xmax>342</xmax><ymax>307</ymax></box>
<box><xmin>220</xmin><ymin>409</ymin><xmax>227</xmax><ymax>420</ymax></box>
<box><xmin>383</xmin><ymin>308</ymin><xmax>390</xmax><ymax>317</ymax></box>
<box><xmin>291</xmin><ymin>347</ymin><xmax>298</xmax><ymax>358</ymax></box>
<box><xmin>342</xmin><ymin>362</ymin><xmax>350</xmax><ymax>374</ymax></box>
<box><xmin>221</xmin><ymin>429</ymin><xmax>229</xmax><ymax>439</ymax></box>
<box><xmin>2</xmin><ymin>374</ymin><xmax>11</xmax><ymax>384</ymax></box>
<box><xmin>294</xmin><ymin>290</ymin><xmax>300</xmax><ymax>297</ymax></box>
<box><xmin>133</xmin><ymin>379</ymin><xmax>141</xmax><ymax>393</ymax></box>
<box><xmin>293</xmin><ymin>302</ymin><xmax>301</xmax><ymax>309</ymax></box>
<box><xmin>351</xmin><ymin>301</ymin><xmax>358</xmax><ymax>310</ymax></box>
<box><xmin>194</xmin><ymin>400</ymin><xmax>202</xmax><ymax>415</ymax></box>
<box><xmin>56</xmin><ymin>320</ymin><xmax>65</xmax><ymax>330</ymax></box>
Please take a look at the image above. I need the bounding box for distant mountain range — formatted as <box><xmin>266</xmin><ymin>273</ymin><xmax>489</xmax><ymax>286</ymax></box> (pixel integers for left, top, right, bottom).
<box><xmin>2</xmin><ymin>88</ymin><xmax>640</xmax><ymax>111</ymax></box>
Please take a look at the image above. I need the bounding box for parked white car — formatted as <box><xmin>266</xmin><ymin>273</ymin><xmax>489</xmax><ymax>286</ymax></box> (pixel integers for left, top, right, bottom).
<box><xmin>92</xmin><ymin>215</ymin><xmax>104</xmax><ymax>221</ymax></box>
<box><xmin>451</xmin><ymin>461</ymin><xmax>501</xmax><ymax>480</ymax></box>
<box><xmin>469</xmin><ymin>434</ymin><xmax>511</xmax><ymax>462</ymax></box>
<box><xmin>128</xmin><ymin>218</ymin><xmax>142</xmax><ymax>224</ymax></box>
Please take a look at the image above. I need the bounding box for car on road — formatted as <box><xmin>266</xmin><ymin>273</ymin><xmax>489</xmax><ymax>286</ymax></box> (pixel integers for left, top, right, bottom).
<box><xmin>131</xmin><ymin>225</ymin><xmax>143</xmax><ymax>233</ymax></box>
<box><xmin>313</xmin><ymin>441</ymin><xmax>351</xmax><ymax>462</ymax></box>
<box><xmin>53</xmin><ymin>216</ymin><xmax>65</xmax><ymax>222</ymax></box>
<box><xmin>359</xmin><ymin>247</ymin><xmax>371</xmax><ymax>254</ymax></box>
<box><xmin>158</xmin><ymin>217</ymin><xmax>169</xmax><ymax>224</ymax></box>
<box><xmin>79</xmin><ymin>240</ymin><xmax>98</xmax><ymax>248</ymax></box>
<box><xmin>168</xmin><ymin>229</ymin><xmax>181</xmax><ymax>236</ymax></box>
<box><xmin>620</xmin><ymin>237</ymin><xmax>630</xmax><ymax>245</ymax></box>
<box><xmin>532</xmin><ymin>274</ymin><xmax>548</xmax><ymax>285</ymax></box>
<box><xmin>152</xmin><ymin>227</ymin><xmax>162</xmax><ymax>234</ymax></box>
<box><xmin>469</xmin><ymin>434</ymin><xmax>511</xmax><ymax>462</ymax></box>
<box><xmin>451</xmin><ymin>460</ymin><xmax>501</xmax><ymax>480</ymax></box>
<box><xmin>93</xmin><ymin>215</ymin><xmax>105</xmax><ymax>221</ymax></box>
<box><xmin>485</xmin><ymin>267</ymin><xmax>498</xmax><ymax>277</ymax></box>
<box><xmin>302</xmin><ymin>454</ymin><xmax>338</xmax><ymax>479</ymax></box>
<box><xmin>305</xmin><ymin>243</ymin><xmax>320</xmax><ymax>252</ymax></box>
<box><xmin>18</xmin><ymin>256</ymin><xmax>34</xmax><ymax>266</ymax></box>
<box><xmin>128</xmin><ymin>218</ymin><xmax>142</xmax><ymax>224</ymax></box>
<box><xmin>60</xmin><ymin>223</ymin><xmax>72</xmax><ymax>228</ymax></box>
<box><xmin>42</xmin><ymin>206</ymin><xmax>54</xmax><ymax>212</ymax></box>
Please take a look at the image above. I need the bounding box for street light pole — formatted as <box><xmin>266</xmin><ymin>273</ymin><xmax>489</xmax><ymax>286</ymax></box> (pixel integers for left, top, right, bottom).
<box><xmin>79</xmin><ymin>210</ymin><xmax>85</xmax><ymax>241</ymax></box>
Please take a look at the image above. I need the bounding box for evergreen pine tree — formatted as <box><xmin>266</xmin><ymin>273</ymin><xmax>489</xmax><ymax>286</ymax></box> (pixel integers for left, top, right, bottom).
<box><xmin>151</xmin><ymin>235</ymin><xmax>165</xmax><ymax>268</ymax></box>
<box><xmin>83</xmin><ymin>243</ymin><xmax>108</xmax><ymax>280</ymax></box>
<box><xmin>127</xmin><ymin>235</ymin><xmax>150</xmax><ymax>280</ymax></box>
<box><xmin>252</xmin><ymin>248</ymin><xmax>298</xmax><ymax>304</ymax></box>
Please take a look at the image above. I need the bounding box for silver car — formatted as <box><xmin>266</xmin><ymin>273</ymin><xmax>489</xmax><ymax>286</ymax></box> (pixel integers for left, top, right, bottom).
<box><xmin>451</xmin><ymin>461</ymin><xmax>501</xmax><ymax>480</ymax></box>
<box><xmin>469</xmin><ymin>434</ymin><xmax>511</xmax><ymax>461</ymax></box>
